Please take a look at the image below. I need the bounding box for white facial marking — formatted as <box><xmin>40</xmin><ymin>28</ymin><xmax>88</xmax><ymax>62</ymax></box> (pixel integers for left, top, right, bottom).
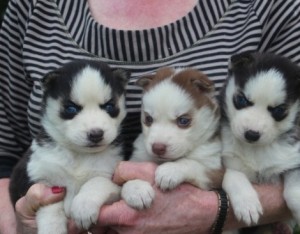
<box><xmin>72</xmin><ymin>66</ymin><xmax>112</xmax><ymax>105</ymax></box>
<box><xmin>245</xmin><ymin>69</ymin><xmax>286</xmax><ymax>107</ymax></box>
<box><xmin>225</xmin><ymin>69</ymin><xmax>297</xmax><ymax>145</ymax></box>
<box><xmin>42</xmin><ymin>66</ymin><xmax>126</xmax><ymax>153</ymax></box>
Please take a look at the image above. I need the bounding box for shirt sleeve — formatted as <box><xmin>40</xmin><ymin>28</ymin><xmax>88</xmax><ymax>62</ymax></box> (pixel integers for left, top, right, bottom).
<box><xmin>0</xmin><ymin>0</ymin><xmax>34</xmax><ymax>178</ymax></box>
<box><xmin>255</xmin><ymin>0</ymin><xmax>300</xmax><ymax>65</ymax></box>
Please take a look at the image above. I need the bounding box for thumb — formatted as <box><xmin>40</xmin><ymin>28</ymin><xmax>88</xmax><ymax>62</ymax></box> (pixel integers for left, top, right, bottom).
<box><xmin>113</xmin><ymin>161</ymin><xmax>157</xmax><ymax>185</ymax></box>
<box><xmin>99</xmin><ymin>200</ymin><xmax>139</xmax><ymax>226</ymax></box>
<box><xmin>15</xmin><ymin>184</ymin><xmax>65</xmax><ymax>218</ymax></box>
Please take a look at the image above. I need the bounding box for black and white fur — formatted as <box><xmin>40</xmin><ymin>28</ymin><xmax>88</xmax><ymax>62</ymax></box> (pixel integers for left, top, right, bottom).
<box><xmin>121</xmin><ymin>67</ymin><xmax>222</xmax><ymax>210</ymax></box>
<box><xmin>220</xmin><ymin>52</ymin><xmax>300</xmax><ymax>226</ymax></box>
<box><xmin>9</xmin><ymin>60</ymin><xmax>129</xmax><ymax>234</ymax></box>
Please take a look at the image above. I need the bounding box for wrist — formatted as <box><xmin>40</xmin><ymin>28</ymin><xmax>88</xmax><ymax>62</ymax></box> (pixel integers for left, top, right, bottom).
<box><xmin>211</xmin><ymin>189</ymin><xmax>229</xmax><ymax>234</ymax></box>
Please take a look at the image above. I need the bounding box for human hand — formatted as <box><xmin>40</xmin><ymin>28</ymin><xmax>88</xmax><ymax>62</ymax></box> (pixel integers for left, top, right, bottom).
<box><xmin>14</xmin><ymin>183</ymin><xmax>110</xmax><ymax>234</ymax></box>
<box><xmin>0</xmin><ymin>178</ymin><xmax>18</xmax><ymax>234</ymax></box>
<box><xmin>98</xmin><ymin>161</ymin><xmax>219</xmax><ymax>234</ymax></box>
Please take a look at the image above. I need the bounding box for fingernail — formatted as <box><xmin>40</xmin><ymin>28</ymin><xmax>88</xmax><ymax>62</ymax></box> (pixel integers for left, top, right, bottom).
<box><xmin>51</xmin><ymin>186</ymin><xmax>65</xmax><ymax>194</ymax></box>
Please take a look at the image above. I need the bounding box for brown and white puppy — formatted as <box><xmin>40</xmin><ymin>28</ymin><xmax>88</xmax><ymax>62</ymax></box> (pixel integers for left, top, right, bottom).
<box><xmin>121</xmin><ymin>67</ymin><xmax>222</xmax><ymax>209</ymax></box>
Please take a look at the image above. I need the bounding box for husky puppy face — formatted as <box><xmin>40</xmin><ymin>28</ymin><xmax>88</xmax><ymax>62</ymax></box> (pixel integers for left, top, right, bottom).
<box><xmin>136</xmin><ymin>67</ymin><xmax>219</xmax><ymax>162</ymax></box>
<box><xmin>41</xmin><ymin>60</ymin><xmax>129</xmax><ymax>153</ymax></box>
<box><xmin>222</xmin><ymin>52</ymin><xmax>300</xmax><ymax>145</ymax></box>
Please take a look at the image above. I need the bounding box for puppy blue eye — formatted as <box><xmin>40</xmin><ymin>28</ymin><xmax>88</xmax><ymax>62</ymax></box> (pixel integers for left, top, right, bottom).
<box><xmin>268</xmin><ymin>105</ymin><xmax>287</xmax><ymax>121</ymax></box>
<box><xmin>101</xmin><ymin>101</ymin><xmax>119</xmax><ymax>118</ymax></box>
<box><xmin>65</xmin><ymin>106</ymin><xmax>79</xmax><ymax>114</ymax></box>
<box><xmin>177</xmin><ymin>115</ymin><xmax>191</xmax><ymax>128</ymax></box>
<box><xmin>233</xmin><ymin>93</ymin><xmax>252</xmax><ymax>110</ymax></box>
<box><xmin>104</xmin><ymin>103</ymin><xmax>115</xmax><ymax>113</ymax></box>
<box><xmin>61</xmin><ymin>102</ymin><xmax>81</xmax><ymax>119</ymax></box>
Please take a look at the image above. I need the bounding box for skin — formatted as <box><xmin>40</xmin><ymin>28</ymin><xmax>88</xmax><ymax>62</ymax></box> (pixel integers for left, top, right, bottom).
<box><xmin>0</xmin><ymin>179</ymin><xmax>17</xmax><ymax>234</ymax></box>
<box><xmin>13</xmin><ymin>162</ymin><xmax>292</xmax><ymax>234</ymax></box>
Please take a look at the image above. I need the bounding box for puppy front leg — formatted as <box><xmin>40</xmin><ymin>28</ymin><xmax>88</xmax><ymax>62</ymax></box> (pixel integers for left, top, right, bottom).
<box><xmin>155</xmin><ymin>158</ymin><xmax>211</xmax><ymax>191</ymax></box>
<box><xmin>36</xmin><ymin>201</ymin><xmax>67</xmax><ymax>234</ymax></box>
<box><xmin>70</xmin><ymin>177</ymin><xmax>120</xmax><ymax>230</ymax></box>
<box><xmin>121</xmin><ymin>179</ymin><xmax>155</xmax><ymax>210</ymax></box>
<box><xmin>222</xmin><ymin>169</ymin><xmax>263</xmax><ymax>226</ymax></box>
<box><xmin>283</xmin><ymin>169</ymin><xmax>300</xmax><ymax>225</ymax></box>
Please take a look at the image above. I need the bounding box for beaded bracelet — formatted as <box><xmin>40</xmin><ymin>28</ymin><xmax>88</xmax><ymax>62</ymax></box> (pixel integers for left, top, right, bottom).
<box><xmin>211</xmin><ymin>189</ymin><xmax>230</xmax><ymax>234</ymax></box>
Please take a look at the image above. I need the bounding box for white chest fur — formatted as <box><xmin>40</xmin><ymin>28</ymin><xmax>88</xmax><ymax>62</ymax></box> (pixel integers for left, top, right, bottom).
<box><xmin>222</xmin><ymin>124</ymin><xmax>300</xmax><ymax>182</ymax></box>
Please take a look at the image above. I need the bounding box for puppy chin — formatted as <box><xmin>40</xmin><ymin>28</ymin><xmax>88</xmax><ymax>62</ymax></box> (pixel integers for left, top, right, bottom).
<box><xmin>146</xmin><ymin>145</ymin><xmax>186</xmax><ymax>163</ymax></box>
<box><xmin>65</xmin><ymin>141</ymin><xmax>111</xmax><ymax>154</ymax></box>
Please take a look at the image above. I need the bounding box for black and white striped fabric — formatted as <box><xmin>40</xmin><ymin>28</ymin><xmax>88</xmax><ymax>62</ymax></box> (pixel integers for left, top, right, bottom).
<box><xmin>1</xmin><ymin>0</ymin><xmax>300</xmax><ymax>177</ymax></box>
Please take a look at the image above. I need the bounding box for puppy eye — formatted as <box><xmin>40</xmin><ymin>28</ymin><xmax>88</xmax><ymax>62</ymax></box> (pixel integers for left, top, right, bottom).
<box><xmin>144</xmin><ymin>113</ymin><xmax>153</xmax><ymax>126</ymax></box>
<box><xmin>177</xmin><ymin>115</ymin><xmax>191</xmax><ymax>128</ymax></box>
<box><xmin>101</xmin><ymin>101</ymin><xmax>119</xmax><ymax>118</ymax></box>
<box><xmin>268</xmin><ymin>104</ymin><xmax>287</xmax><ymax>121</ymax></box>
<box><xmin>233</xmin><ymin>93</ymin><xmax>252</xmax><ymax>110</ymax></box>
<box><xmin>65</xmin><ymin>106</ymin><xmax>79</xmax><ymax>114</ymax></box>
<box><xmin>62</xmin><ymin>102</ymin><xmax>81</xmax><ymax>119</ymax></box>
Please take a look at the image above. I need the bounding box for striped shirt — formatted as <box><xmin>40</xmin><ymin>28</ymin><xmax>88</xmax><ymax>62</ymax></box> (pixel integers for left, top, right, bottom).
<box><xmin>0</xmin><ymin>0</ymin><xmax>300</xmax><ymax>178</ymax></box>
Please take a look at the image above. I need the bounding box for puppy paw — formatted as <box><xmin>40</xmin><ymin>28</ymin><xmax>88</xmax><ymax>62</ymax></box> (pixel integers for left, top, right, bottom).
<box><xmin>122</xmin><ymin>179</ymin><xmax>155</xmax><ymax>210</ymax></box>
<box><xmin>37</xmin><ymin>203</ymin><xmax>67</xmax><ymax>234</ymax></box>
<box><xmin>70</xmin><ymin>194</ymin><xmax>100</xmax><ymax>230</ymax></box>
<box><xmin>231</xmin><ymin>192</ymin><xmax>263</xmax><ymax>225</ymax></box>
<box><xmin>155</xmin><ymin>163</ymin><xmax>184</xmax><ymax>191</ymax></box>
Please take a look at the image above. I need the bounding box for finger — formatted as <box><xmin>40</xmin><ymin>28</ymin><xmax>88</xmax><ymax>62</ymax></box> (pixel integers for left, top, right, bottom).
<box><xmin>98</xmin><ymin>200</ymin><xmax>139</xmax><ymax>226</ymax></box>
<box><xmin>89</xmin><ymin>226</ymin><xmax>118</xmax><ymax>234</ymax></box>
<box><xmin>113</xmin><ymin>161</ymin><xmax>157</xmax><ymax>185</ymax></box>
<box><xmin>15</xmin><ymin>184</ymin><xmax>65</xmax><ymax>218</ymax></box>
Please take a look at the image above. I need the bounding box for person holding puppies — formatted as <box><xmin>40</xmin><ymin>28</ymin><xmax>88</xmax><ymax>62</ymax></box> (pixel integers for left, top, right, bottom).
<box><xmin>1</xmin><ymin>0</ymin><xmax>300</xmax><ymax>233</ymax></box>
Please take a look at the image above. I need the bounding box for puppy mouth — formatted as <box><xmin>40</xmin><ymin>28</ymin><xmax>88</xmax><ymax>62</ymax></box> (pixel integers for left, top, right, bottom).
<box><xmin>152</xmin><ymin>154</ymin><xmax>182</xmax><ymax>163</ymax></box>
<box><xmin>86</xmin><ymin>143</ymin><xmax>105</xmax><ymax>148</ymax></box>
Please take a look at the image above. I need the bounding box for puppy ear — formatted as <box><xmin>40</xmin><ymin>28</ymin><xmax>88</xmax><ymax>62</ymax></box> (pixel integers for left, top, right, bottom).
<box><xmin>42</xmin><ymin>71</ymin><xmax>60</xmax><ymax>91</ymax></box>
<box><xmin>113</xmin><ymin>68</ymin><xmax>131</xmax><ymax>87</ymax></box>
<box><xmin>192</xmin><ymin>77</ymin><xmax>214</xmax><ymax>93</ymax></box>
<box><xmin>229</xmin><ymin>51</ymin><xmax>255</xmax><ymax>71</ymax></box>
<box><xmin>135</xmin><ymin>75</ymin><xmax>155</xmax><ymax>89</ymax></box>
<box><xmin>187</xmin><ymin>69</ymin><xmax>214</xmax><ymax>93</ymax></box>
<box><xmin>136</xmin><ymin>67</ymin><xmax>175</xmax><ymax>90</ymax></box>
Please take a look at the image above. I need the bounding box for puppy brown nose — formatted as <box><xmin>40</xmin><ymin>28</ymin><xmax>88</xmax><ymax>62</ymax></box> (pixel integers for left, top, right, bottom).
<box><xmin>88</xmin><ymin>129</ymin><xmax>104</xmax><ymax>143</ymax></box>
<box><xmin>152</xmin><ymin>143</ymin><xmax>167</xmax><ymax>156</ymax></box>
<box><xmin>244</xmin><ymin>130</ymin><xmax>260</xmax><ymax>142</ymax></box>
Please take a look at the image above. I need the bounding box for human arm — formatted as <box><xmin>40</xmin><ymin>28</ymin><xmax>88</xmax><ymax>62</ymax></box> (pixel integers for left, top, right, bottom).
<box><xmin>0</xmin><ymin>178</ymin><xmax>17</xmax><ymax>234</ymax></box>
<box><xmin>0</xmin><ymin>1</ymin><xmax>35</xmax><ymax>232</ymax></box>
<box><xmin>98</xmin><ymin>161</ymin><xmax>291</xmax><ymax>234</ymax></box>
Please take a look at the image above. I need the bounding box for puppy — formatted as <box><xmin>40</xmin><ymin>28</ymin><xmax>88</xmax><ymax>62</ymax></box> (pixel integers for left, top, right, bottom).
<box><xmin>220</xmin><ymin>52</ymin><xmax>300</xmax><ymax>226</ymax></box>
<box><xmin>9</xmin><ymin>60</ymin><xmax>129</xmax><ymax>234</ymax></box>
<box><xmin>121</xmin><ymin>67</ymin><xmax>222</xmax><ymax>210</ymax></box>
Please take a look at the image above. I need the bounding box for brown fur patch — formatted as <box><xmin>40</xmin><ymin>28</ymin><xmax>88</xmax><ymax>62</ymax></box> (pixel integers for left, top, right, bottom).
<box><xmin>172</xmin><ymin>68</ymin><xmax>216</xmax><ymax>110</ymax></box>
<box><xmin>207</xmin><ymin>167</ymin><xmax>225</xmax><ymax>189</ymax></box>
<box><xmin>137</xmin><ymin>67</ymin><xmax>218</xmax><ymax>111</ymax></box>
<box><xmin>136</xmin><ymin>67</ymin><xmax>175</xmax><ymax>91</ymax></box>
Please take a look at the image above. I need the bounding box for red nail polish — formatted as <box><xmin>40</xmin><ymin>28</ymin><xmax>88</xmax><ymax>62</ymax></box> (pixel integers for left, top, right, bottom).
<box><xmin>51</xmin><ymin>186</ymin><xmax>65</xmax><ymax>194</ymax></box>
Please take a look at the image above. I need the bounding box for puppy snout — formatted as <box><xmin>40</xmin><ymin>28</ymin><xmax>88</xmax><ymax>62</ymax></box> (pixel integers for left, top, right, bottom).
<box><xmin>152</xmin><ymin>143</ymin><xmax>167</xmax><ymax>156</ymax></box>
<box><xmin>244</xmin><ymin>130</ymin><xmax>260</xmax><ymax>142</ymax></box>
<box><xmin>88</xmin><ymin>129</ymin><xmax>104</xmax><ymax>143</ymax></box>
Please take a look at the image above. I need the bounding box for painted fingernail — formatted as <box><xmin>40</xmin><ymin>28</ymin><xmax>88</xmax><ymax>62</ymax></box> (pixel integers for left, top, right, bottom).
<box><xmin>51</xmin><ymin>186</ymin><xmax>65</xmax><ymax>194</ymax></box>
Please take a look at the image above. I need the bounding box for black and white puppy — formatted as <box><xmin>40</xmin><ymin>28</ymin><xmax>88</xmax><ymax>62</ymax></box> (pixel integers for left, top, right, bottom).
<box><xmin>9</xmin><ymin>60</ymin><xmax>129</xmax><ymax>234</ymax></box>
<box><xmin>121</xmin><ymin>67</ymin><xmax>222</xmax><ymax>210</ymax></box>
<box><xmin>220</xmin><ymin>52</ymin><xmax>300</xmax><ymax>226</ymax></box>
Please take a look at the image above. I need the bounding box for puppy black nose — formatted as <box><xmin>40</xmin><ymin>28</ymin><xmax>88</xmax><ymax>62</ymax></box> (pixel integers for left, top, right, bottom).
<box><xmin>88</xmin><ymin>129</ymin><xmax>104</xmax><ymax>143</ymax></box>
<box><xmin>244</xmin><ymin>130</ymin><xmax>260</xmax><ymax>142</ymax></box>
<box><xmin>152</xmin><ymin>143</ymin><xmax>167</xmax><ymax>156</ymax></box>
